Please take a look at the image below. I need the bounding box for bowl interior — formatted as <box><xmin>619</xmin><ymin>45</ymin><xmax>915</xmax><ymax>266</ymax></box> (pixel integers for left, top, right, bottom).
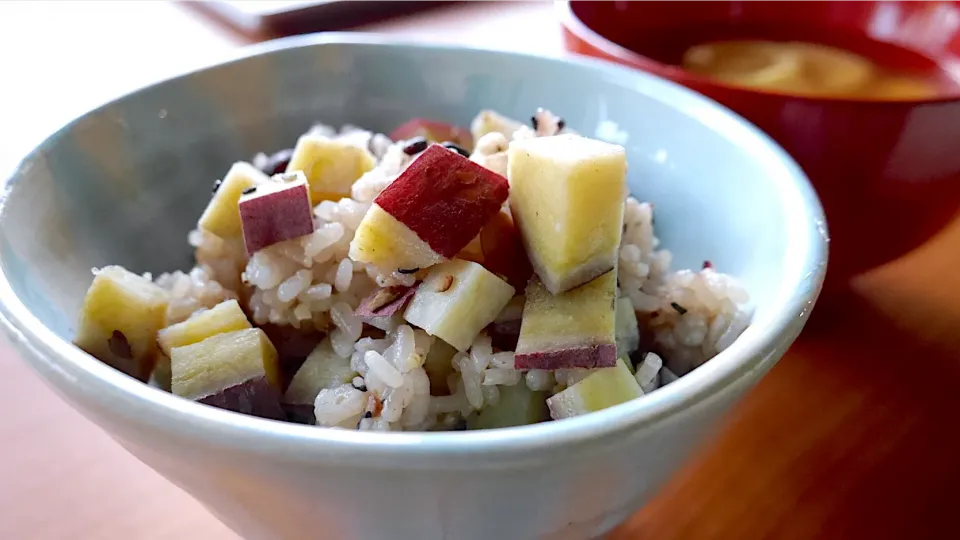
<box><xmin>567</xmin><ymin>0</ymin><xmax>960</xmax><ymax>97</ymax></box>
<box><xmin>0</xmin><ymin>37</ymin><xmax>825</xmax><ymax>446</ymax></box>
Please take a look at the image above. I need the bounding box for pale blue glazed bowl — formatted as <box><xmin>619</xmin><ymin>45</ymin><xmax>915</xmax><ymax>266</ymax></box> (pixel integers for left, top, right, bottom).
<box><xmin>0</xmin><ymin>34</ymin><xmax>827</xmax><ymax>540</ymax></box>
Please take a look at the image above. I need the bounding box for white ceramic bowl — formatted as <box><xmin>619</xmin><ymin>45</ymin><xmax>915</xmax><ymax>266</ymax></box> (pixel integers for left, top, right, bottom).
<box><xmin>0</xmin><ymin>34</ymin><xmax>827</xmax><ymax>540</ymax></box>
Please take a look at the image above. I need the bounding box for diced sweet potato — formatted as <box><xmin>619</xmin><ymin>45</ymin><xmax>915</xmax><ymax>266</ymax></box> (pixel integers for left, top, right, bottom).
<box><xmin>514</xmin><ymin>271</ymin><xmax>618</xmax><ymax>370</ymax></box>
<box><xmin>350</xmin><ymin>145</ymin><xmax>509</xmax><ymax>271</ymax></box>
<box><xmin>74</xmin><ymin>266</ymin><xmax>170</xmax><ymax>381</ymax></box>
<box><xmin>285</xmin><ymin>135</ymin><xmax>376</xmax><ymax>204</ymax></box>
<box><xmin>389</xmin><ymin>118</ymin><xmax>473</xmax><ymax>151</ymax></box>
<box><xmin>467</xmin><ymin>383</ymin><xmax>549</xmax><ymax>430</ymax></box>
<box><xmin>479</xmin><ymin>209</ymin><xmax>533</xmax><ymax>290</ymax></box>
<box><xmin>546</xmin><ymin>358</ymin><xmax>643</xmax><ymax>420</ymax></box>
<box><xmin>349</xmin><ymin>144</ymin><xmax>509</xmax><ymax>274</ymax></box>
<box><xmin>615</xmin><ymin>296</ymin><xmax>640</xmax><ymax>357</ymax></box>
<box><xmin>199</xmin><ymin>162</ymin><xmax>270</xmax><ymax>239</ymax></box>
<box><xmin>348</xmin><ymin>204</ymin><xmax>447</xmax><ymax>272</ymax></box>
<box><xmin>403</xmin><ymin>259</ymin><xmax>515</xmax><ymax>352</ymax></box>
<box><xmin>157</xmin><ymin>299</ymin><xmax>251</xmax><ymax>356</ymax></box>
<box><xmin>282</xmin><ymin>339</ymin><xmax>357</xmax><ymax>423</ymax></box>
<box><xmin>423</xmin><ymin>338</ymin><xmax>458</xmax><ymax>395</ymax></box>
<box><xmin>170</xmin><ymin>328</ymin><xmax>284</xmax><ymax>420</ymax></box>
<box><xmin>508</xmin><ymin>134</ymin><xmax>627</xmax><ymax>294</ymax></box>
<box><xmin>152</xmin><ymin>352</ymin><xmax>173</xmax><ymax>390</ymax></box>
<box><xmin>488</xmin><ymin>295</ymin><xmax>524</xmax><ymax>351</ymax></box>
<box><xmin>456</xmin><ymin>234</ymin><xmax>485</xmax><ymax>264</ymax></box>
<box><xmin>238</xmin><ymin>174</ymin><xmax>314</xmax><ymax>255</ymax></box>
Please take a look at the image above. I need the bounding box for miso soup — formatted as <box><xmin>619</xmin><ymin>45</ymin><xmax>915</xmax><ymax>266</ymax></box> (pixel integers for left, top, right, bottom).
<box><xmin>682</xmin><ymin>39</ymin><xmax>943</xmax><ymax>100</ymax></box>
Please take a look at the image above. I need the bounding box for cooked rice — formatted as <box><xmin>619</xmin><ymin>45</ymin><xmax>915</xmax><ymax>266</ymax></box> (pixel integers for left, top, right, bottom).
<box><xmin>154</xmin><ymin>110</ymin><xmax>751</xmax><ymax>431</ymax></box>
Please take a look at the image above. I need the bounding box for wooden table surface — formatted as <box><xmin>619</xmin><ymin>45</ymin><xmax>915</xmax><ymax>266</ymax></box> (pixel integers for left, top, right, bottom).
<box><xmin>2</xmin><ymin>2</ymin><xmax>959</xmax><ymax>539</ymax></box>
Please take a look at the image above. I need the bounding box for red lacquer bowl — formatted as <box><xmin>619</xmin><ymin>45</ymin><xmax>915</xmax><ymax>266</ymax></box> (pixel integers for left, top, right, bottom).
<box><xmin>560</xmin><ymin>1</ymin><xmax>960</xmax><ymax>291</ymax></box>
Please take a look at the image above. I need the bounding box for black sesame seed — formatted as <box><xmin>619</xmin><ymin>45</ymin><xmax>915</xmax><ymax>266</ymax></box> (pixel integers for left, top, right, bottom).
<box><xmin>397</xmin><ymin>267</ymin><xmax>419</xmax><ymax>275</ymax></box>
<box><xmin>363</xmin><ymin>411</ymin><xmax>373</xmax><ymax>419</ymax></box>
<box><xmin>530</xmin><ymin>115</ymin><xmax>539</xmax><ymax>130</ymax></box>
<box><xmin>702</xmin><ymin>260</ymin><xmax>714</xmax><ymax>270</ymax></box>
<box><xmin>402</xmin><ymin>136</ymin><xmax>429</xmax><ymax>156</ymax></box>
<box><xmin>212</xmin><ymin>179</ymin><xmax>222</xmax><ymax>194</ymax></box>
<box><xmin>670</xmin><ymin>302</ymin><xmax>688</xmax><ymax>315</ymax></box>
<box><xmin>556</xmin><ymin>118</ymin><xmax>566</xmax><ymax>132</ymax></box>
<box><xmin>355</xmin><ymin>384</ymin><xmax>367</xmax><ymax>392</ymax></box>
<box><xmin>442</xmin><ymin>141</ymin><xmax>470</xmax><ymax>158</ymax></box>
<box><xmin>242</xmin><ymin>186</ymin><xmax>257</xmax><ymax>195</ymax></box>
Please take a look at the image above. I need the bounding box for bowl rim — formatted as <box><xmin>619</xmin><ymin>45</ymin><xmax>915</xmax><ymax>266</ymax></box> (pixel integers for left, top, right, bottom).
<box><xmin>556</xmin><ymin>0</ymin><xmax>960</xmax><ymax>105</ymax></box>
<box><xmin>0</xmin><ymin>32</ymin><xmax>829</xmax><ymax>467</ymax></box>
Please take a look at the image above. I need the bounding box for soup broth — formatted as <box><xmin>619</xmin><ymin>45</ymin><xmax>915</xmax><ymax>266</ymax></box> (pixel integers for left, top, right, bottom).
<box><xmin>682</xmin><ymin>39</ymin><xmax>940</xmax><ymax>100</ymax></box>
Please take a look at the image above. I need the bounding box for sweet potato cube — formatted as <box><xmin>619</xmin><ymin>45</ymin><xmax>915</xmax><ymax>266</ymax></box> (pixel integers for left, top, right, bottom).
<box><xmin>403</xmin><ymin>259</ymin><xmax>515</xmax><ymax>351</ymax></box>
<box><xmin>157</xmin><ymin>299</ymin><xmax>251</xmax><ymax>356</ymax></box>
<box><xmin>546</xmin><ymin>358</ymin><xmax>643</xmax><ymax>420</ymax></box>
<box><xmin>75</xmin><ymin>266</ymin><xmax>169</xmax><ymax>381</ymax></box>
<box><xmin>423</xmin><ymin>338</ymin><xmax>458</xmax><ymax>395</ymax></box>
<box><xmin>199</xmin><ymin>161</ymin><xmax>270</xmax><ymax>239</ymax></box>
<box><xmin>349</xmin><ymin>145</ymin><xmax>509</xmax><ymax>271</ymax></box>
<box><xmin>514</xmin><ymin>271</ymin><xmax>618</xmax><ymax>370</ymax></box>
<box><xmin>170</xmin><ymin>328</ymin><xmax>284</xmax><ymax>419</ymax></box>
<box><xmin>508</xmin><ymin>134</ymin><xmax>627</xmax><ymax>294</ymax></box>
<box><xmin>615</xmin><ymin>296</ymin><xmax>640</xmax><ymax>357</ymax></box>
<box><xmin>467</xmin><ymin>383</ymin><xmax>549</xmax><ymax>429</ymax></box>
<box><xmin>282</xmin><ymin>339</ymin><xmax>357</xmax><ymax>423</ymax></box>
<box><xmin>238</xmin><ymin>174</ymin><xmax>314</xmax><ymax>255</ymax></box>
<box><xmin>285</xmin><ymin>134</ymin><xmax>376</xmax><ymax>204</ymax></box>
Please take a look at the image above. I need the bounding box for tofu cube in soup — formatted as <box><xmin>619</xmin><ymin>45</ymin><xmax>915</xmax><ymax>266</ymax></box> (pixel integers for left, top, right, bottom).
<box><xmin>508</xmin><ymin>134</ymin><xmax>627</xmax><ymax>294</ymax></box>
<box><xmin>285</xmin><ymin>135</ymin><xmax>376</xmax><ymax>204</ymax></box>
<box><xmin>238</xmin><ymin>173</ymin><xmax>314</xmax><ymax>255</ymax></box>
<box><xmin>514</xmin><ymin>271</ymin><xmax>618</xmax><ymax>370</ymax></box>
<box><xmin>74</xmin><ymin>266</ymin><xmax>169</xmax><ymax>382</ymax></box>
<box><xmin>198</xmin><ymin>161</ymin><xmax>269</xmax><ymax>239</ymax></box>
<box><xmin>546</xmin><ymin>358</ymin><xmax>643</xmax><ymax>420</ymax></box>
<box><xmin>349</xmin><ymin>144</ymin><xmax>509</xmax><ymax>272</ymax></box>
<box><xmin>403</xmin><ymin>259</ymin><xmax>515</xmax><ymax>352</ymax></box>
<box><xmin>282</xmin><ymin>339</ymin><xmax>357</xmax><ymax>424</ymax></box>
<box><xmin>389</xmin><ymin>118</ymin><xmax>473</xmax><ymax>152</ymax></box>
<box><xmin>170</xmin><ymin>328</ymin><xmax>284</xmax><ymax>420</ymax></box>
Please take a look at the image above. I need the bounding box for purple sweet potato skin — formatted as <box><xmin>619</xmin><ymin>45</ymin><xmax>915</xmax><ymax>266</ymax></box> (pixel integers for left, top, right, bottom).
<box><xmin>239</xmin><ymin>182</ymin><xmax>314</xmax><ymax>255</ymax></box>
<box><xmin>514</xmin><ymin>343</ymin><xmax>618</xmax><ymax>370</ymax></box>
<box><xmin>198</xmin><ymin>376</ymin><xmax>286</xmax><ymax>420</ymax></box>
<box><xmin>374</xmin><ymin>144</ymin><xmax>509</xmax><ymax>258</ymax></box>
<box><xmin>354</xmin><ymin>285</ymin><xmax>418</xmax><ymax>319</ymax></box>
